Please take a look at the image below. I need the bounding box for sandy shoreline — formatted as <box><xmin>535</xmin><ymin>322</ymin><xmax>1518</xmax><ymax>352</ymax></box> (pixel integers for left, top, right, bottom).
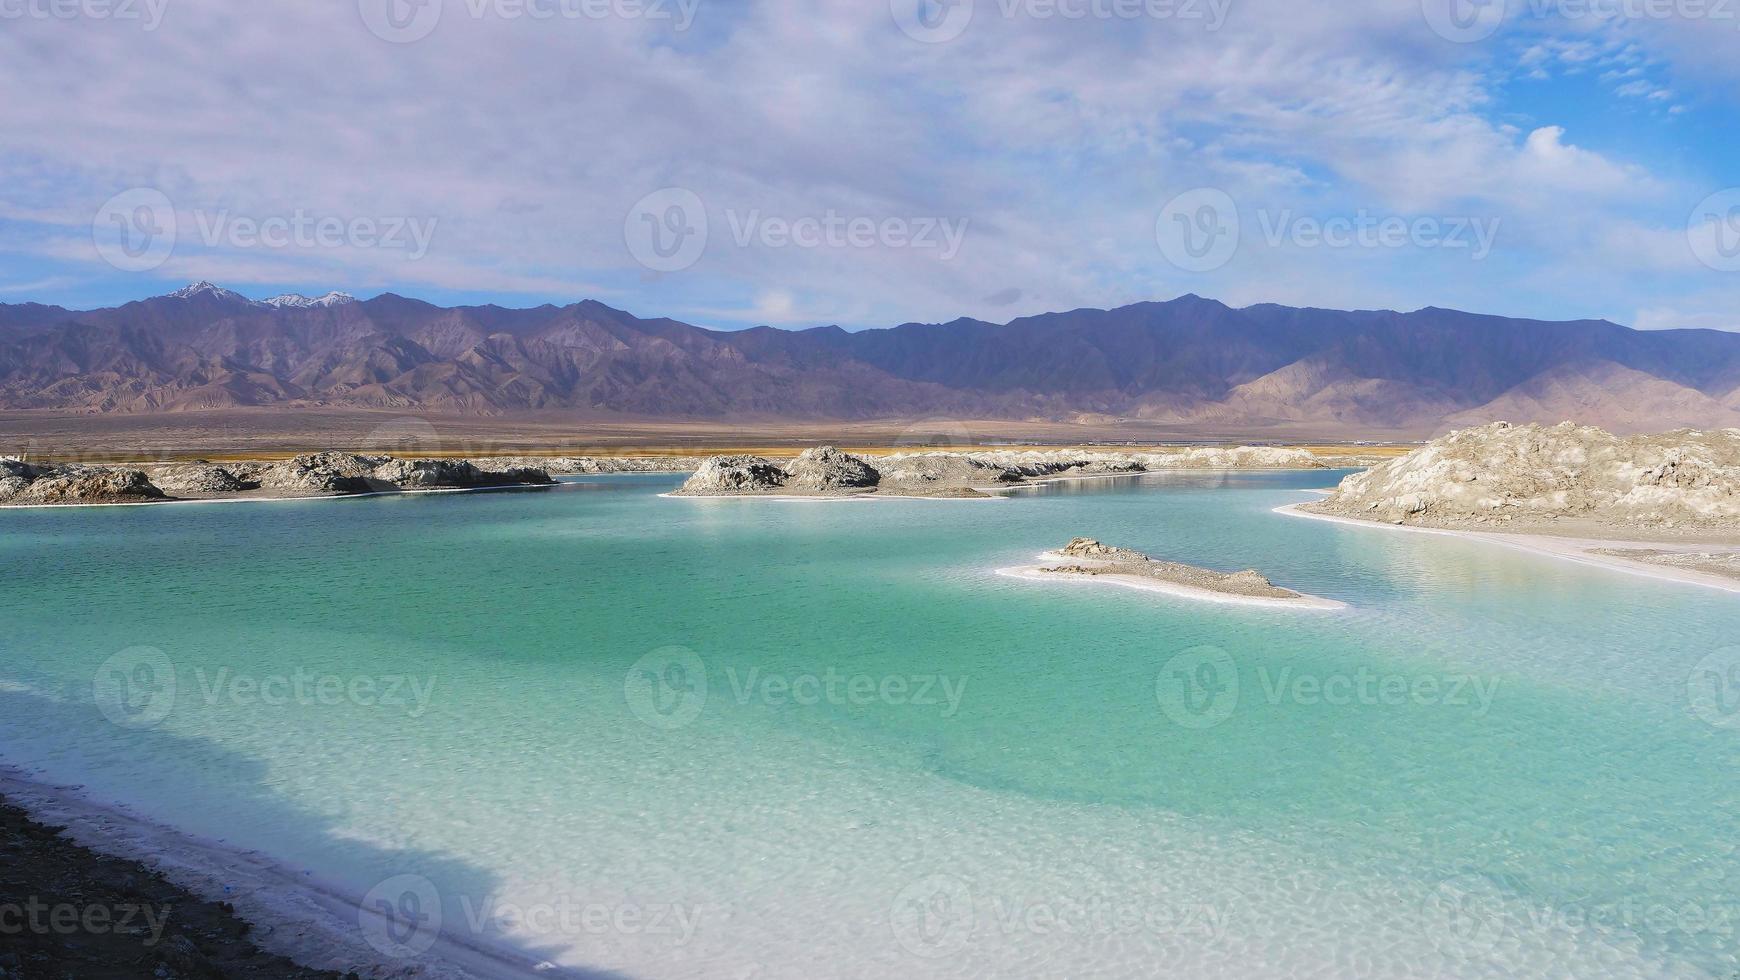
<box><xmin>0</xmin><ymin>765</ymin><xmax>552</xmax><ymax>980</ymax></box>
<box><xmin>997</xmin><ymin>551</ymin><xmax>1347</xmax><ymax>611</ymax></box>
<box><xmin>1275</xmin><ymin>502</ymin><xmax>1740</xmax><ymax>596</ymax></box>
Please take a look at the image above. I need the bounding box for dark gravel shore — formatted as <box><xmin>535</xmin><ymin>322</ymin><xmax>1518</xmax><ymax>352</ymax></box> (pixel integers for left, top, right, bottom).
<box><xmin>0</xmin><ymin>796</ymin><xmax>349</xmax><ymax>979</ymax></box>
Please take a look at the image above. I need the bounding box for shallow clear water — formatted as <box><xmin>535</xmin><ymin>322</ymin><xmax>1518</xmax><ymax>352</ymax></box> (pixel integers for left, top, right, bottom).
<box><xmin>2</xmin><ymin>472</ymin><xmax>1738</xmax><ymax>978</ymax></box>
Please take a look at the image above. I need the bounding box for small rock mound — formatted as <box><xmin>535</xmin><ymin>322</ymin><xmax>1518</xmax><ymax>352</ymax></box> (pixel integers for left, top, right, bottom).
<box><xmin>677</xmin><ymin>455</ymin><xmax>789</xmax><ymax>495</ymax></box>
<box><xmin>1060</xmin><ymin>537</ymin><xmax>1149</xmax><ymax>561</ymax></box>
<box><xmin>783</xmin><ymin>447</ymin><xmax>879</xmax><ymax>491</ymax></box>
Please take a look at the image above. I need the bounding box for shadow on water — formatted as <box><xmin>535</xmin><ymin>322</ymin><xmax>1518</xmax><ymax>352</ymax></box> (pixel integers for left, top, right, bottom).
<box><xmin>0</xmin><ymin>687</ymin><xmax>639</xmax><ymax>980</ymax></box>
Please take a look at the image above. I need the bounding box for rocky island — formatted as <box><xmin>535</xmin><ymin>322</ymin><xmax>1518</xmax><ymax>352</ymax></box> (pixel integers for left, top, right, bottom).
<box><xmin>998</xmin><ymin>538</ymin><xmax>1346</xmax><ymax>610</ymax></box>
<box><xmin>1286</xmin><ymin>421</ymin><xmax>1740</xmax><ymax>593</ymax></box>
<box><xmin>672</xmin><ymin>444</ymin><xmax>1348</xmax><ymax>498</ymax></box>
<box><xmin>0</xmin><ymin>451</ymin><xmax>556</xmax><ymax>506</ymax></box>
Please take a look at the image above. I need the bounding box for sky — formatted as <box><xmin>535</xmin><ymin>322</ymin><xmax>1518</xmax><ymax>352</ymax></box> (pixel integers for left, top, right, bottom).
<box><xmin>1</xmin><ymin>0</ymin><xmax>1738</xmax><ymax>331</ymax></box>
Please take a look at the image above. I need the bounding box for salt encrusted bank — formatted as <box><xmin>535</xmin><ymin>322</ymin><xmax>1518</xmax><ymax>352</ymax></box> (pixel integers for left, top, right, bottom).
<box><xmin>998</xmin><ymin>538</ymin><xmax>1346</xmax><ymax>610</ymax></box>
<box><xmin>672</xmin><ymin>444</ymin><xmax>1355</xmax><ymax>499</ymax></box>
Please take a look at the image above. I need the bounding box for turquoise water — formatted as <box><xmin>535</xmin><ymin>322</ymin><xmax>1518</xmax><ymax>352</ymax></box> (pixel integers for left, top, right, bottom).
<box><xmin>2</xmin><ymin>472</ymin><xmax>1738</xmax><ymax>978</ymax></box>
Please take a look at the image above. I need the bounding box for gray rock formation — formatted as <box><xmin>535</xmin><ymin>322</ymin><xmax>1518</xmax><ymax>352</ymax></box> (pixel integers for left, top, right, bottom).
<box><xmin>12</xmin><ymin>466</ymin><xmax>165</xmax><ymax>504</ymax></box>
<box><xmin>373</xmin><ymin>459</ymin><xmax>554</xmax><ymax>489</ymax></box>
<box><xmin>675</xmin><ymin>456</ymin><xmax>790</xmax><ymax>495</ymax></box>
<box><xmin>783</xmin><ymin>447</ymin><xmax>879</xmax><ymax>492</ymax></box>
<box><xmin>259</xmin><ymin>452</ymin><xmax>386</xmax><ymax>494</ymax></box>
<box><xmin>1304</xmin><ymin>421</ymin><xmax>1740</xmax><ymax>529</ymax></box>
<box><xmin>151</xmin><ymin>464</ymin><xmax>253</xmax><ymax>495</ymax></box>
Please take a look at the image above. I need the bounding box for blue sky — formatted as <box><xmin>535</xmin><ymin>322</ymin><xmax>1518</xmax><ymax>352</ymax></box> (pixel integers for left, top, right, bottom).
<box><xmin>2</xmin><ymin>0</ymin><xmax>1739</xmax><ymax>331</ymax></box>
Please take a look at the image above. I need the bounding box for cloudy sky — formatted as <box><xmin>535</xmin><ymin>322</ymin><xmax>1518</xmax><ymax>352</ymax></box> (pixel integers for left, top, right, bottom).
<box><xmin>2</xmin><ymin>0</ymin><xmax>1738</xmax><ymax>330</ymax></box>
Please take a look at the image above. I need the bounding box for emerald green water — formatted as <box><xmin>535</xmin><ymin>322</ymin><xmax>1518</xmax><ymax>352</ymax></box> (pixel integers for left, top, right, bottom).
<box><xmin>1</xmin><ymin>472</ymin><xmax>1737</xmax><ymax>978</ymax></box>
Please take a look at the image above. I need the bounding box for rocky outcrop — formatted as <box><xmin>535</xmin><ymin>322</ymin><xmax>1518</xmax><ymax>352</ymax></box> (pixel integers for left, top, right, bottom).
<box><xmin>466</xmin><ymin>456</ymin><xmax>692</xmax><ymax>474</ymax></box>
<box><xmin>1304</xmin><ymin>421</ymin><xmax>1740</xmax><ymax>529</ymax></box>
<box><xmin>675</xmin><ymin>455</ymin><xmax>791</xmax><ymax>495</ymax></box>
<box><xmin>372</xmin><ymin>459</ymin><xmax>553</xmax><ymax>490</ymax></box>
<box><xmin>1</xmin><ymin>452</ymin><xmax>553</xmax><ymax>505</ymax></box>
<box><xmin>784</xmin><ymin>446</ymin><xmax>879</xmax><ymax>492</ymax></box>
<box><xmin>1060</xmin><ymin>537</ymin><xmax>1149</xmax><ymax>562</ymax></box>
<box><xmin>673</xmin><ymin>444</ymin><xmax>1336</xmax><ymax>498</ymax></box>
<box><xmin>258</xmin><ymin>452</ymin><xmax>386</xmax><ymax>494</ymax></box>
<box><xmin>150</xmin><ymin>464</ymin><xmax>253</xmax><ymax>495</ymax></box>
<box><xmin>7</xmin><ymin>465</ymin><xmax>165</xmax><ymax>504</ymax></box>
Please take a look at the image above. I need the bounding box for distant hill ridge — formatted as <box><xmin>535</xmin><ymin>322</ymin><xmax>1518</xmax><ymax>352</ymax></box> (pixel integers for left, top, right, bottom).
<box><xmin>3</xmin><ymin>285</ymin><xmax>1738</xmax><ymax>434</ymax></box>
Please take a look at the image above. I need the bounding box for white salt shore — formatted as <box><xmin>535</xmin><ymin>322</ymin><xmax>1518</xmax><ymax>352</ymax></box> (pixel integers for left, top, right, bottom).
<box><xmin>0</xmin><ymin>765</ymin><xmax>550</xmax><ymax>980</ymax></box>
<box><xmin>996</xmin><ymin>551</ymin><xmax>1347</xmax><ymax>611</ymax></box>
<box><xmin>1275</xmin><ymin>502</ymin><xmax>1740</xmax><ymax>596</ymax></box>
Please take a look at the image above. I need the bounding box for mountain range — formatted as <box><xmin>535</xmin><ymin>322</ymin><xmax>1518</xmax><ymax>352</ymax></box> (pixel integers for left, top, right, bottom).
<box><xmin>4</xmin><ymin>282</ymin><xmax>1738</xmax><ymax>435</ymax></box>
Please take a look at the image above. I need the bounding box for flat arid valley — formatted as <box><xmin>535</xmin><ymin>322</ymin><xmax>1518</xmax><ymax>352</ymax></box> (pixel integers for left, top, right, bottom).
<box><xmin>6</xmin><ymin>4</ymin><xmax>1740</xmax><ymax>979</ymax></box>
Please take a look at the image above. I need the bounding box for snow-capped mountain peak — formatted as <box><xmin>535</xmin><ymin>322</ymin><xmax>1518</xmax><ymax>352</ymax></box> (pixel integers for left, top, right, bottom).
<box><xmin>261</xmin><ymin>291</ymin><xmax>357</xmax><ymax>309</ymax></box>
<box><xmin>164</xmin><ymin>281</ymin><xmax>252</xmax><ymax>303</ymax></box>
